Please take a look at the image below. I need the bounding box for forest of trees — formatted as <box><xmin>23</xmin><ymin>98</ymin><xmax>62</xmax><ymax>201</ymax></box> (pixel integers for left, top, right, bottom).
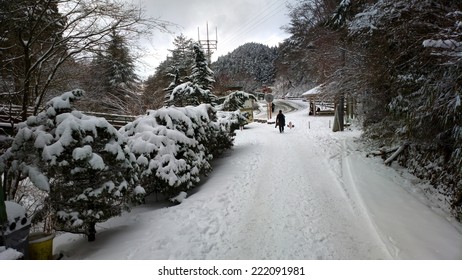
<box><xmin>212</xmin><ymin>43</ymin><xmax>279</xmax><ymax>93</ymax></box>
<box><xmin>277</xmin><ymin>0</ymin><xmax>462</xmax><ymax>220</ymax></box>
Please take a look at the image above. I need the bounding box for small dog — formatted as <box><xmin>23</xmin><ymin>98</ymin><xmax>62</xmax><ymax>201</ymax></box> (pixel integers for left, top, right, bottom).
<box><xmin>288</xmin><ymin>121</ymin><xmax>294</xmax><ymax>129</ymax></box>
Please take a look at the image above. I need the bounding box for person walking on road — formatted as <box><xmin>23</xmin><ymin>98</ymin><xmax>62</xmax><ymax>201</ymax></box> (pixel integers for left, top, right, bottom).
<box><xmin>275</xmin><ymin>110</ymin><xmax>285</xmax><ymax>133</ymax></box>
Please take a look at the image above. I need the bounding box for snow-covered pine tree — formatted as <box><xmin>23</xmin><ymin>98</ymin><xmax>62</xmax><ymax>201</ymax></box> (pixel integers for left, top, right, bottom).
<box><xmin>190</xmin><ymin>43</ymin><xmax>215</xmax><ymax>91</ymax></box>
<box><xmin>1</xmin><ymin>89</ymin><xmax>143</xmax><ymax>241</ymax></box>
<box><xmin>124</xmin><ymin>107</ymin><xmax>203</xmax><ymax>198</ymax></box>
<box><xmin>181</xmin><ymin>104</ymin><xmax>234</xmax><ymax>160</ymax></box>
<box><xmin>121</xmin><ymin>105</ymin><xmax>234</xmax><ymax>199</ymax></box>
<box><xmin>91</xmin><ymin>30</ymin><xmax>140</xmax><ymax>113</ymax></box>
<box><xmin>217</xmin><ymin>91</ymin><xmax>257</xmax><ymax>130</ymax></box>
<box><xmin>329</xmin><ymin>0</ymin><xmax>365</xmax><ymax>29</ymax></box>
<box><xmin>165</xmin><ymin>43</ymin><xmax>217</xmax><ymax>107</ymax></box>
<box><xmin>167</xmin><ymin>82</ymin><xmax>217</xmax><ymax>107</ymax></box>
<box><xmin>143</xmin><ymin>35</ymin><xmax>196</xmax><ymax>109</ymax></box>
<box><xmin>170</xmin><ymin>34</ymin><xmax>196</xmax><ymax>78</ymax></box>
<box><xmin>199</xmin><ymin>106</ymin><xmax>236</xmax><ymax>158</ymax></box>
<box><xmin>105</xmin><ymin>30</ymin><xmax>139</xmax><ymax>89</ymax></box>
<box><xmin>163</xmin><ymin>67</ymin><xmax>182</xmax><ymax>107</ymax></box>
<box><xmin>143</xmin><ymin>59</ymin><xmax>175</xmax><ymax>109</ymax></box>
<box><xmin>220</xmin><ymin>91</ymin><xmax>257</xmax><ymax>111</ymax></box>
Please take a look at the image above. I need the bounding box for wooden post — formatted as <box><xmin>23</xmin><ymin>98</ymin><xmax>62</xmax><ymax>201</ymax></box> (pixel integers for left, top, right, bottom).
<box><xmin>333</xmin><ymin>107</ymin><xmax>340</xmax><ymax>132</ymax></box>
<box><xmin>0</xmin><ymin>179</ymin><xmax>7</xmax><ymax>228</ymax></box>
<box><xmin>339</xmin><ymin>95</ymin><xmax>344</xmax><ymax>131</ymax></box>
<box><xmin>313</xmin><ymin>100</ymin><xmax>317</xmax><ymax>116</ymax></box>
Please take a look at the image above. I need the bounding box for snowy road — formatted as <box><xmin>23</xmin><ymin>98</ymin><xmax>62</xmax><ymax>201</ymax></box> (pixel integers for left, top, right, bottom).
<box><xmin>55</xmin><ymin>100</ymin><xmax>462</xmax><ymax>260</ymax></box>
<box><xmin>213</xmin><ymin>103</ymin><xmax>389</xmax><ymax>259</ymax></box>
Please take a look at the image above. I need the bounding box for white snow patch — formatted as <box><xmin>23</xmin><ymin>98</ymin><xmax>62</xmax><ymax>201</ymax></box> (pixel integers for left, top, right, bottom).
<box><xmin>170</xmin><ymin>191</ymin><xmax>188</xmax><ymax>203</ymax></box>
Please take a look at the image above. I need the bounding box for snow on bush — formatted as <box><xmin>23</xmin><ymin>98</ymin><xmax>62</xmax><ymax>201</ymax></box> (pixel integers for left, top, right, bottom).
<box><xmin>121</xmin><ymin>104</ymin><xmax>234</xmax><ymax>198</ymax></box>
<box><xmin>216</xmin><ymin>91</ymin><xmax>257</xmax><ymax>129</ymax></box>
<box><xmin>1</xmin><ymin>88</ymin><xmax>238</xmax><ymax>241</ymax></box>
<box><xmin>216</xmin><ymin>111</ymin><xmax>245</xmax><ymax>133</ymax></box>
<box><xmin>183</xmin><ymin>104</ymin><xmax>234</xmax><ymax>158</ymax></box>
<box><xmin>167</xmin><ymin>81</ymin><xmax>216</xmax><ymax>107</ymax></box>
<box><xmin>0</xmin><ymin>89</ymin><xmax>141</xmax><ymax>241</ymax></box>
<box><xmin>218</xmin><ymin>91</ymin><xmax>257</xmax><ymax>112</ymax></box>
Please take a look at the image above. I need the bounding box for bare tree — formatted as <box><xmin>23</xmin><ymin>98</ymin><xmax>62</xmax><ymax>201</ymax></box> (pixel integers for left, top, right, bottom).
<box><xmin>0</xmin><ymin>0</ymin><xmax>171</xmax><ymax>120</ymax></box>
<box><xmin>278</xmin><ymin>0</ymin><xmax>344</xmax><ymax>94</ymax></box>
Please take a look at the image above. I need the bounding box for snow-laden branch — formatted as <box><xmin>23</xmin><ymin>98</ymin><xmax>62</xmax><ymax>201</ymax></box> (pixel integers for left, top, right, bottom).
<box><xmin>423</xmin><ymin>39</ymin><xmax>461</xmax><ymax>50</ymax></box>
<box><xmin>384</xmin><ymin>142</ymin><xmax>409</xmax><ymax>166</ymax></box>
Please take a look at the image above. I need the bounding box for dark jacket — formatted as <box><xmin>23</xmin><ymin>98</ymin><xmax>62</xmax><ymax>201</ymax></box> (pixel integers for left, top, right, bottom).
<box><xmin>276</xmin><ymin>113</ymin><xmax>285</xmax><ymax>126</ymax></box>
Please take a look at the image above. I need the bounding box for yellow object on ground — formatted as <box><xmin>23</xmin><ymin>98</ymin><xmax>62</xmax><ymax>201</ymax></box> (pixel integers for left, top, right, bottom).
<box><xmin>28</xmin><ymin>232</ymin><xmax>55</xmax><ymax>260</ymax></box>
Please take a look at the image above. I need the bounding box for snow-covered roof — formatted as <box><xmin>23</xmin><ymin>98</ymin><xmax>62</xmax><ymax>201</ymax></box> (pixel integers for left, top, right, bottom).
<box><xmin>301</xmin><ymin>84</ymin><xmax>325</xmax><ymax>96</ymax></box>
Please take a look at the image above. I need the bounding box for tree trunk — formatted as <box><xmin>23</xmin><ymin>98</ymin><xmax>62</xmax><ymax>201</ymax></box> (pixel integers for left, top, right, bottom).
<box><xmin>87</xmin><ymin>222</ymin><xmax>96</xmax><ymax>242</ymax></box>
<box><xmin>339</xmin><ymin>95</ymin><xmax>344</xmax><ymax>131</ymax></box>
<box><xmin>384</xmin><ymin>142</ymin><xmax>409</xmax><ymax>166</ymax></box>
<box><xmin>333</xmin><ymin>103</ymin><xmax>342</xmax><ymax>132</ymax></box>
<box><xmin>21</xmin><ymin>35</ymin><xmax>31</xmax><ymax>121</ymax></box>
<box><xmin>0</xmin><ymin>179</ymin><xmax>7</xmax><ymax>227</ymax></box>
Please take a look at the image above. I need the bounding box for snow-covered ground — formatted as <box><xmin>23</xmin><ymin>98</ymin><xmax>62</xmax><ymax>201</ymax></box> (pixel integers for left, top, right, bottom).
<box><xmin>53</xmin><ymin>100</ymin><xmax>462</xmax><ymax>260</ymax></box>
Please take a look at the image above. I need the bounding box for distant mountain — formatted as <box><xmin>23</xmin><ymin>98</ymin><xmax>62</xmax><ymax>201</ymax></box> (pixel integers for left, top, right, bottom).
<box><xmin>211</xmin><ymin>43</ymin><xmax>278</xmax><ymax>94</ymax></box>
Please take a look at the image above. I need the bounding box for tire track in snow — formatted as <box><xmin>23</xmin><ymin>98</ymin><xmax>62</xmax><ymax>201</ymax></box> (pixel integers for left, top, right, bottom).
<box><xmin>218</xmin><ymin>106</ymin><xmax>391</xmax><ymax>259</ymax></box>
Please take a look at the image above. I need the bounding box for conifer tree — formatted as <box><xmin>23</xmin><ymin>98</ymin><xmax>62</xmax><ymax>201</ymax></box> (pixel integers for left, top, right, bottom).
<box><xmin>0</xmin><ymin>90</ymin><xmax>142</xmax><ymax>241</ymax></box>
<box><xmin>105</xmin><ymin>30</ymin><xmax>139</xmax><ymax>91</ymax></box>
<box><xmin>221</xmin><ymin>91</ymin><xmax>257</xmax><ymax>111</ymax></box>
<box><xmin>190</xmin><ymin>43</ymin><xmax>216</xmax><ymax>91</ymax></box>
<box><xmin>163</xmin><ymin>67</ymin><xmax>181</xmax><ymax>106</ymax></box>
<box><xmin>165</xmin><ymin>43</ymin><xmax>217</xmax><ymax>107</ymax></box>
<box><xmin>143</xmin><ymin>35</ymin><xmax>195</xmax><ymax>109</ymax></box>
<box><xmin>170</xmin><ymin>34</ymin><xmax>195</xmax><ymax>78</ymax></box>
<box><xmin>93</xmin><ymin>30</ymin><xmax>140</xmax><ymax>113</ymax></box>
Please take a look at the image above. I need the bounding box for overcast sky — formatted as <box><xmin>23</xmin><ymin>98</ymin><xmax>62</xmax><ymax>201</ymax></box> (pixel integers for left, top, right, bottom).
<box><xmin>134</xmin><ymin>0</ymin><xmax>296</xmax><ymax>78</ymax></box>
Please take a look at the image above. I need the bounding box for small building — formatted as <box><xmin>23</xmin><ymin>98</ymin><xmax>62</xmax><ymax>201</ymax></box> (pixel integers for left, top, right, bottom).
<box><xmin>301</xmin><ymin>84</ymin><xmax>335</xmax><ymax>115</ymax></box>
<box><xmin>302</xmin><ymin>84</ymin><xmax>356</xmax><ymax>119</ymax></box>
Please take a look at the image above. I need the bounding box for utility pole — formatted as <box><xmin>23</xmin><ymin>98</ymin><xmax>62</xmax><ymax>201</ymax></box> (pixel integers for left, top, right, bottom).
<box><xmin>198</xmin><ymin>22</ymin><xmax>217</xmax><ymax>63</ymax></box>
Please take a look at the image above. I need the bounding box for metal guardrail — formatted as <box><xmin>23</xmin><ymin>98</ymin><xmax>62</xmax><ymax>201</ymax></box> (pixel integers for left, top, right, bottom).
<box><xmin>284</xmin><ymin>96</ymin><xmax>305</xmax><ymax>100</ymax></box>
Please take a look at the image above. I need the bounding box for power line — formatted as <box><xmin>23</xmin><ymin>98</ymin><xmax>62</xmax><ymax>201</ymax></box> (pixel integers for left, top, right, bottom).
<box><xmin>198</xmin><ymin>22</ymin><xmax>217</xmax><ymax>63</ymax></box>
<box><xmin>220</xmin><ymin>0</ymin><xmax>290</xmax><ymax>48</ymax></box>
<box><xmin>220</xmin><ymin>0</ymin><xmax>283</xmax><ymax>45</ymax></box>
<box><xmin>226</xmin><ymin>1</ymin><xmax>288</xmax><ymax>48</ymax></box>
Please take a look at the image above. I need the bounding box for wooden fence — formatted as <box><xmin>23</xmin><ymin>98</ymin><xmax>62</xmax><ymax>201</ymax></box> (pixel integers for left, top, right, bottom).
<box><xmin>83</xmin><ymin>111</ymin><xmax>137</xmax><ymax>129</ymax></box>
<box><xmin>0</xmin><ymin>104</ymin><xmax>137</xmax><ymax>135</ymax></box>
